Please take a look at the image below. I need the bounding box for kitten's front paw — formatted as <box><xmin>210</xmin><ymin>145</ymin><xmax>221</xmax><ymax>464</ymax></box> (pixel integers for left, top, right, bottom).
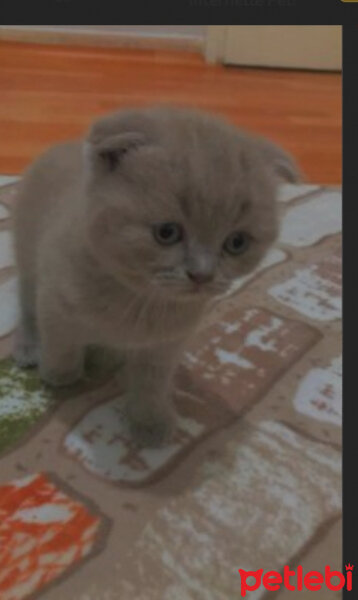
<box><xmin>128</xmin><ymin>410</ymin><xmax>175</xmax><ymax>448</ymax></box>
<box><xmin>39</xmin><ymin>364</ymin><xmax>84</xmax><ymax>388</ymax></box>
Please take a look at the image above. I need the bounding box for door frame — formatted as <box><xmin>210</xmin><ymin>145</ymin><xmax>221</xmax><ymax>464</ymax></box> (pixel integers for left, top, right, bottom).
<box><xmin>204</xmin><ymin>26</ymin><xmax>228</xmax><ymax>64</ymax></box>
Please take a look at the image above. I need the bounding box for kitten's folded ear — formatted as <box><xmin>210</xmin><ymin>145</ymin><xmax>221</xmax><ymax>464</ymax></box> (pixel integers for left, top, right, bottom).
<box><xmin>253</xmin><ymin>136</ymin><xmax>303</xmax><ymax>183</ymax></box>
<box><xmin>83</xmin><ymin>132</ymin><xmax>146</xmax><ymax>173</ymax></box>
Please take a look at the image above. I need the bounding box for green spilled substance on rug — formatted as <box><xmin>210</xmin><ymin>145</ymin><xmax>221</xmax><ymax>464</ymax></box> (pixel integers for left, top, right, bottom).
<box><xmin>0</xmin><ymin>348</ymin><xmax>122</xmax><ymax>453</ymax></box>
<box><xmin>0</xmin><ymin>358</ymin><xmax>56</xmax><ymax>452</ymax></box>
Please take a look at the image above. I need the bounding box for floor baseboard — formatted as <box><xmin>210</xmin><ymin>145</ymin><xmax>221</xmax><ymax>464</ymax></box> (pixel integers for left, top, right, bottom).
<box><xmin>0</xmin><ymin>27</ymin><xmax>203</xmax><ymax>53</ymax></box>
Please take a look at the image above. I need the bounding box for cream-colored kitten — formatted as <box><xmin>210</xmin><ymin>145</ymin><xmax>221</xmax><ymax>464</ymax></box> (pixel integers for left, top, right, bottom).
<box><xmin>13</xmin><ymin>106</ymin><xmax>300</xmax><ymax>446</ymax></box>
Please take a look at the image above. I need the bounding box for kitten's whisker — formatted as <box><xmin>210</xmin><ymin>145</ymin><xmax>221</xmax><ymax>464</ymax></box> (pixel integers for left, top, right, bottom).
<box><xmin>132</xmin><ymin>287</ymin><xmax>156</xmax><ymax>340</ymax></box>
<box><xmin>116</xmin><ymin>282</ymin><xmax>153</xmax><ymax>334</ymax></box>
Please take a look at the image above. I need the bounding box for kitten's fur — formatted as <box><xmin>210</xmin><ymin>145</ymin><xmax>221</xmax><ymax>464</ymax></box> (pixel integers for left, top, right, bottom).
<box><xmin>13</xmin><ymin>106</ymin><xmax>300</xmax><ymax>446</ymax></box>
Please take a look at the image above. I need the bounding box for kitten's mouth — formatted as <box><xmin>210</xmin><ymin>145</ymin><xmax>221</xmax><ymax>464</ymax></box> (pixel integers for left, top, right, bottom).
<box><xmin>152</xmin><ymin>274</ymin><xmax>227</xmax><ymax>299</ymax></box>
<box><xmin>184</xmin><ymin>281</ymin><xmax>225</xmax><ymax>298</ymax></box>
<box><xmin>187</xmin><ymin>284</ymin><xmax>208</xmax><ymax>294</ymax></box>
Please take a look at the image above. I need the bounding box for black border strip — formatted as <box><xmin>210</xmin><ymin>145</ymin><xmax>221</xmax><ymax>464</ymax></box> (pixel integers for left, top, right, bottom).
<box><xmin>0</xmin><ymin>2</ymin><xmax>356</xmax><ymax>27</ymax></box>
<box><xmin>343</xmin><ymin>23</ymin><xmax>358</xmax><ymax>600</ymax></box>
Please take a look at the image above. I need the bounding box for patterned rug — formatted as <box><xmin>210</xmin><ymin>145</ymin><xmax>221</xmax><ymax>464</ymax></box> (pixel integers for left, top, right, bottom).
<box><xmin>0</xmin><ymin>177</ymin><xmax>342</xmax><ymax>600</ymax></box>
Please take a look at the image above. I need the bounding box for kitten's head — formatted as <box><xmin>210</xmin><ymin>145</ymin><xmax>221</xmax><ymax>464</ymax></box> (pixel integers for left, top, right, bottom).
<box><xmin>83</xmin><ymin>106</ymin><xmax>300</xmax><ymax>301</ymax></box>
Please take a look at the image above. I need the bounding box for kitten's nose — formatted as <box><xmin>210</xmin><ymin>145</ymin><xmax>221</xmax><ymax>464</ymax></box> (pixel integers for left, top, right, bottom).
<box><xmin>186</xmin><ymin>270</ymin><xmax>214</xmax><ymax>284</ymax></box>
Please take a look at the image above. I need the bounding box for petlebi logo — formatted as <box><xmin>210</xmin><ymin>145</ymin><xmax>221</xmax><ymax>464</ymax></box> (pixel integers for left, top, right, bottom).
<box><xmin>238</xmin><ymin>564</ymin><xmax>354</xmax><ymax>597</ymax></box>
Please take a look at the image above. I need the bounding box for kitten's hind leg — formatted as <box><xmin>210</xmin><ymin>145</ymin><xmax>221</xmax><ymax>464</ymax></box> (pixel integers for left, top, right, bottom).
<box><xmin>13</xmin><ymin>276</ymin><xmax>39</xmax><ymax>368</ymax></box>
<box><xmin>14</xmin><ymin>322</ymin><xmax>39</xmax><ymax>368</ymax></box>
<box><xmin>37</xmin><ymin>289</ymin><xmax>84</xmax><ymax>387</ymax></box>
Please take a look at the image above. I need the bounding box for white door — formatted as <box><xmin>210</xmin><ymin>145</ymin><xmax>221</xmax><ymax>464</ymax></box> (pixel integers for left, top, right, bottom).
<box><xmin>206</xmin><ymin>26</ymin><xmax>342</xmax><ymax>71</ymax></box>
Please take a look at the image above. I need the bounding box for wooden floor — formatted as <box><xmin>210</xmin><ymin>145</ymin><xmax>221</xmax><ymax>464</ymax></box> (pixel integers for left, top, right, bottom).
<box><xmin>0</xmin><ymin>41</ymin><xmax>342</xmax><ymax>183</ymax></box>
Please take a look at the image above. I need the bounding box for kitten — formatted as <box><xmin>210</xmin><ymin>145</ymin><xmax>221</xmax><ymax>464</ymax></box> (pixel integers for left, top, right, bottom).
<box><xmin>13</xmin><ymin>106</ymin><xmax>300</xmax><ymax>446</ymax></box>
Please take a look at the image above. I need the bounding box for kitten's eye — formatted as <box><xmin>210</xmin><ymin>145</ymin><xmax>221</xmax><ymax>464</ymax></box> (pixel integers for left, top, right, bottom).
<box><xmin>224</xmin><ymin>231</ymin><xmax>251</xmax><ymax>255</ymax></box>
<box><xmin>153</xmin><ymin>222</ymin><xmax>183</xmax><ymax>246</ymax></box>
